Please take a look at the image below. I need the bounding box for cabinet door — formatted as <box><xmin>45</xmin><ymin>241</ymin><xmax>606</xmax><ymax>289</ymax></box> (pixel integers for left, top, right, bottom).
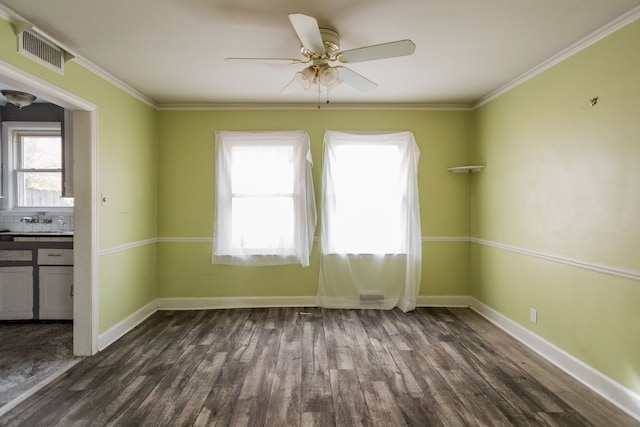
<box><xmin>39</xmin><ymin>266</ymin><xmax>73</xmax><ymax>320</ymax></box>
<box><xmin>0</xmin><ymin>267</ymin><xmax>34</xmax><ymax>320</ymax></box>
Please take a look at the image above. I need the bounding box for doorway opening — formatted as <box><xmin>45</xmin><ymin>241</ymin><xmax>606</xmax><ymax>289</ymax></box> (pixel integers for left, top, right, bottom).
<box><xmin>0</xmin><ymin>60</ymin><xmax>98</xmax><ymax>356</ymax></box>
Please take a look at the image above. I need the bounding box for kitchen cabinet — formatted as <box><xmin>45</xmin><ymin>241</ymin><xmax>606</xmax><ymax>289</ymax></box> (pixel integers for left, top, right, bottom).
<box><xmin>0</xmin><ymin>239</ymin><xmax>73</xmax><ymax>320</ymax></box>
<box><xmin>0</xmin><ymin>266</ymin><xmax>34</xmax><ymax>320</ymax></box>
<box><xmin>39</xmin><ymin>266</ymin><xmax>73</xmax><ymax>319</ymax></box>
<box><xmin>38</xmin><ymin>248</ymin><xmax>73</xmax><ymax>320</ymax></box>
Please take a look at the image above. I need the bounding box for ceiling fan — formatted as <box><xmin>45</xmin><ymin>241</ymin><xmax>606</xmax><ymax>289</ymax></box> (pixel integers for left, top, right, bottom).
<box><xmin>225</xmin><ymin>13</ymin><xmax>416</xmax><ymax>94</ymax></box>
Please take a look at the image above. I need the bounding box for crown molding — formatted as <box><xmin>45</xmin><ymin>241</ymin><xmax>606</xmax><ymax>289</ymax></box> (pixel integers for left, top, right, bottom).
<box><xmin>0</xmin><ymin>9</ymin><xmax>157</xmax><ymax>109</ymax></box>
<box><xmin>156</xmin><ymin>102</ymin><xmax>473</xmax><ymax>111</ymax></box>
<box><xmin>72</xmin><ymin>57</ymin><xmax>157</xmax><ymax>108</ymax></box>
<box><xmin>473</xmin><ymin>5</ymin><xmax>640</xmax><ymax>109</ymax></box>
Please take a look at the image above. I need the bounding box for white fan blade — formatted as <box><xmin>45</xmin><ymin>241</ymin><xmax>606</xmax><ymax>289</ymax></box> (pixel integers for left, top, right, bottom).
<box><xmin>281</xmin><ymin>78</ymin><xmax>304</xmax><ymax>93</ymax></box>
<box><xmin>225</xmin><ymin>57</ymin><xmax>302</xmax><ymax>65</ymax></box>
<box><xmin>338</xmin><ymin>39</ymin><xmax>415</xmax><ymax>63</ymax></box>
<box><xmin>288</xmin><ymin>13</ymin><xmax>325</xmax><ymax>54</ymax></box>
<box><xmin>337</xmin><ymin>67</ymin><xmax>377</xmax><ymax>92</ymax></box>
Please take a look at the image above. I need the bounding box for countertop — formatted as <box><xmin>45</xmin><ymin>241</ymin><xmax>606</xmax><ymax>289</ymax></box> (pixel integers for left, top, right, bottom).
<box><xmin>0</xmin><ymin>232</ymin><xmax>74</xmax><ymax>242</ymax></box>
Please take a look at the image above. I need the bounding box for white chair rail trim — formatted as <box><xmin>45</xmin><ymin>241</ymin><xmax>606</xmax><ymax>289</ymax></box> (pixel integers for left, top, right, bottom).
<box><xmin>98</xmin><ymin>236</ymin><xmax>640</xmax><ymax>283</ymax></box>
<box><xmin>471</xmin><ymin>238</ymin><xmax>640</xmax><ymax>282</ymax></box>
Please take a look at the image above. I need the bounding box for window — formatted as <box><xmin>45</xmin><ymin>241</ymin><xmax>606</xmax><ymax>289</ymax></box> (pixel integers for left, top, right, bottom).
<box><xmin>317</xmin><ymin>131</ymin><xmax>422</xmax><ymax>312</ymax></box>
<box><xmin>324</xmin><ymin>142</ymin><xmax>405</xmax><ymax>254</ymax></box>
<box><xmin>322</xmin><ymin>132</ymin><xmax>418</xmax><ymax>254</ymax></box>
<box><xmin>213</xmin><ymin>131</ymin><xmax>316</xmax><ymax>266</ymax></box>
<box><xmin>2</xmin><ymin>122</ymin><xmax>73</xmax><ymax>209</ymax></box>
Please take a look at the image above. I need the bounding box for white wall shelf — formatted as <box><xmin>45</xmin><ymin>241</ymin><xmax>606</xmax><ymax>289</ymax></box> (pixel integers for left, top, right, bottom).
<box><xmin>447</xmin><ymin>165</ymin><xmax>485</xmax><ymax>173</ymax></box>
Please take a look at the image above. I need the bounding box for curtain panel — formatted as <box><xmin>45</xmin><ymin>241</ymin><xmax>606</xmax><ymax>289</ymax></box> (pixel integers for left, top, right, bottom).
<box><xmin>317</xmin><ymin>131</ymin><xmax>422</xmax><ymax>312</ymax></box>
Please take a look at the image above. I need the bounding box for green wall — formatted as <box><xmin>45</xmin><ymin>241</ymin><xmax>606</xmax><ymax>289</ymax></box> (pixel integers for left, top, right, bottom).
<box><xmin>471</xmin><ymin>19</ymin><xmax>640</xmax><ymax>394</ymax></box>
<box><xmin>0</xmin><ymin>18</ymin><xmax>159</xmax><ymax>334</ymax></box>
<box><xmin>157</xmin><ymin>109</ymin><xmax>473</xmax><ymax>298</ymax></box>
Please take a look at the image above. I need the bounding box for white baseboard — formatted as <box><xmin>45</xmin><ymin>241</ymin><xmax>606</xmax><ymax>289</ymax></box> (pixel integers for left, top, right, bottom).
<box><xmin>98</xmin><ymin>300</ymin><xmax>158</xmax><ymax>351</ymax></box>
<box><xmin>417</xmin><ymin>295</ymin><xmax>471</xmax><ymax>307</ymax></box>
<box><xmin>157</xmin><ymin>296</ymin><xmax>317</xmax><ymax>310</ymax></box>
<box><xmin>469</xmin><ymin>298</ymin><xmax>640</xmax><ymax>422</ymax></box>
<box><xmin>96</xmin><ymin>294</ymin><xmax>466</xmax><ymax>351</ymax></box>
<box><xmin>158</xmin><ymin>295</ymin><xmax>471</xmax><ymax>311</ymax></box>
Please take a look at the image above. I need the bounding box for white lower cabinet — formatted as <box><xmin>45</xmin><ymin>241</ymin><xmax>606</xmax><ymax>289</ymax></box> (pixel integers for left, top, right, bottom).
<box><xmin>39</xmin><ymin>266</ymin><xmax>73</xmax><ymax>320</ymax></box>
<box><xmin>0</xmin><ymin>266</ymin><xmax>34</xmax><ymax>320</ymax></box>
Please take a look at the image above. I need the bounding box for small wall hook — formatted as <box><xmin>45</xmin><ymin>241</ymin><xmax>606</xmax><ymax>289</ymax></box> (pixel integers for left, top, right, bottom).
<box><xmin>589</xmin><ymin>97</ymin><xmax>599</xmax><ymax>107</ymax></box>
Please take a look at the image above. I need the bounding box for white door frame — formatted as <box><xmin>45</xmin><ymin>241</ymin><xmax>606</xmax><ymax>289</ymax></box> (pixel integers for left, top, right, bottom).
<box><xmin>0</xmin><ymin>60</ymin><xmax>98</xmax><ymax>355</ymax></box>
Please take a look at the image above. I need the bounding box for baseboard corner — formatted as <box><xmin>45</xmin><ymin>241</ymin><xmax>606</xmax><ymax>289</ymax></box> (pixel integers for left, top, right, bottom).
<box><xmin>416</xmin><ymin>295</ymin><xmax>471</xmax><ymax>307</ymax></box>
<box><xmin>97</xmin><ymin>299</ymin><xmax>158</xmax><ymax>351</ymax></box>
<box><xmin>469</xmin><ymin>297</ymin><xmax>640</xmax><ymax>422</ymax></box>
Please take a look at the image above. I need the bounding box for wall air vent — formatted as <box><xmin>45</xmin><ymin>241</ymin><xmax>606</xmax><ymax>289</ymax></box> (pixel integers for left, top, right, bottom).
<box><xmin>18</xmin><ymin>30</ymin><xmax>65</xmax><ymax>74</ymax></box>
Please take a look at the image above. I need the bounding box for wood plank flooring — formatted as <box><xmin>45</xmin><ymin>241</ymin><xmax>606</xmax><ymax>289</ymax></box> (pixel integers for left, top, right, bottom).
<box><xmin>1</xmin><ymin>307</ymin><xmax>637</xmax><ymax>426</ymax></box>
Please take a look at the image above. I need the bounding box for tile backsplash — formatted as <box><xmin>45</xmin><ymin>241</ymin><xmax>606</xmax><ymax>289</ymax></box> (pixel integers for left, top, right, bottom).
<box><xmin>0</xmin><ymin>213</ymin><xmax>74</xmax><ymax>233</ymax></box>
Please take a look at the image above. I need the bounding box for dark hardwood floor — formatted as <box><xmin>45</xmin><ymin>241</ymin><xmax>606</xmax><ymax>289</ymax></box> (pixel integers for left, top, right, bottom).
<box><xmin>1</xmin><ymin>307</ymin><xmax>637</xmax><ymax>426</ymax></box>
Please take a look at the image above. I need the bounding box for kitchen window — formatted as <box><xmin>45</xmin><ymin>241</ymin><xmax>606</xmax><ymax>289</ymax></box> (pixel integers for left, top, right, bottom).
<box><xmin>2</xmin><ymin>122</ymin><xmax>73</xmax><ymax>210</ymax></box>
<box><xmin>213</xmin><ymin>131</ymin><xmax>316</xmax><ymax>266</ymax></box>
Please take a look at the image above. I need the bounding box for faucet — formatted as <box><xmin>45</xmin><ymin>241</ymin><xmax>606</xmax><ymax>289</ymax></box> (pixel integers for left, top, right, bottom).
<box><xmin>36</xmin><ymin>212</ymin><xmax>52</xmax><ymax>224</ymax></box>
<box><xmin>20</xmin><ymin>212</ymin><xmax>51</xmax><ymax>224</ymax></box>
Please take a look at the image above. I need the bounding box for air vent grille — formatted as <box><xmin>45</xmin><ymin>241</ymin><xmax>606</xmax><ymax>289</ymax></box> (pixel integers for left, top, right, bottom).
<box><xmin>18</xmin><ymin>30</ymin><xmax>65</xmax><ymax>74</ymax></box>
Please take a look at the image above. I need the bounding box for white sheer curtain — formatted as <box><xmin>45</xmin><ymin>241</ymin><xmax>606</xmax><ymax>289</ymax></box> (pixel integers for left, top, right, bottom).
<box><xmin>213</xmin><ymin>131</ymin><xmax>316</xmax><ymax>266</ymax></box>
<box><xmin>317</xmin><ymin>131</ymin><xmax>421</xmax><ymax>312</ymax></box>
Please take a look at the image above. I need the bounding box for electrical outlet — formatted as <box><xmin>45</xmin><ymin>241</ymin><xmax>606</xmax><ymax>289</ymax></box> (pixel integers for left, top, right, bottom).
<box><xmin>530</xmin><ymin>308</ymin><xmax>538</xmax><ymax>324</ymax></box>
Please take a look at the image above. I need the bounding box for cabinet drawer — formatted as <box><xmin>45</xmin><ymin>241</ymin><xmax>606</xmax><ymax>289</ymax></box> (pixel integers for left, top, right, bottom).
<box><xmin>38</xmin><ymin>249</ymin><xmax>74</xmax><ymax>265</ymax></box>
<box><xmin>0</xmin><ymin>250</ymin><xmax>32</xmax><ymax>261</ymax></box>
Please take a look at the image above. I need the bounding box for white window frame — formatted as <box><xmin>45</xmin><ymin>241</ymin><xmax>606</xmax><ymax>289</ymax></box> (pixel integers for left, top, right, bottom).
<box><xmin>1</xmin><ymin>121</ymin><xmax>73</xmax><ymax>212</ymax></box>
<box><xmin>213</xmin><ymin>131</ymin><xmax>316</xmax><ymax>266</ymax></box>
<box><xmin>321</xmin><ymin>131</ymin><xmax>420</xmax><ymax>256</ymax></box>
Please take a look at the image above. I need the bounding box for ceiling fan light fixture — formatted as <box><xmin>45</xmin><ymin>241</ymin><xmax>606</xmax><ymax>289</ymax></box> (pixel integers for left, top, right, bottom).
<box><xmin>1</xmin><ymin>90</ymin><xmax>37</xmax><ymax>109</ymax></box>
<box><xmin>327</xmin><ymin>77</ymin><xmax>343</xmax><ymax>91</ymax></box>
<box><xmin>318</xmin><ymin>64</ymin><xmax>339</xmax><ymax>86</ymax></box>
<box><xmin>295</xmin><ymin>66</ymin><xmax>316</xmax><ymax>89</ymax></box>
<box><xmin>240</xmin><ymin>13</ymin><xmax>415</xmax><ymax>96</ymax></box>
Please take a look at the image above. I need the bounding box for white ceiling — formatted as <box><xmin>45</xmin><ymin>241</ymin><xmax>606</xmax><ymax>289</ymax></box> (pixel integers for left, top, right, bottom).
<box><xmin>1</xmin><ymin>0</ymin><xmax>639</xmax><ymax>107</ymax></box>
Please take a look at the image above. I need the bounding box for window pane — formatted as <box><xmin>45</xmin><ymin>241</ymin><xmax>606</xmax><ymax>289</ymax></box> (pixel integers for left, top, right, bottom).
<box><xmin>328</xmin><ymin>143</ymin><xmax>406</xmax><ymax>254</ymax></box>
<box><xmin>332</xmin><ymin>144</ymin><xmax>403</xmax><ymax>196</ymax></box>
<box><xmin>16</xmin><ymin>172</ymin><xmax>72</xmax><ymax>207</ymax></box>
<box><xmin>231</xmin><ymin>196</ymin><xmax>294</xmax><ymax>251</ymax></box>
<box><xmin>231</xmin><ymin>145</ymin><xmax>294</xmax><ymax>195</ymax></box>
<box><xmin>21</xmin><ymin>136</ymin><xmax>62</xmax><ymax>169</ymax></box>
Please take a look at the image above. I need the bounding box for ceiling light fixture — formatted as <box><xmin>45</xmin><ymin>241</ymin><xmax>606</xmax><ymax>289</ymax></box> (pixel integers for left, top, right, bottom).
<box><xmin>318</xmin><ymin>64</ymin><xmax>339</xmax><ymax>86</ymax></box>
<box><xmin>1</xmin><ymin>90</ymin><xmax>37</xmax><ymax>109</ymax></box>
<box><xmin>294</xmin><ymin>64</ymin><xmax>342</xmax><ymax>92</ymax></box>
<box><xmin>294</xmin><ymin>66</ymin><xmax>317</xmax><ymax>90</ymax></box>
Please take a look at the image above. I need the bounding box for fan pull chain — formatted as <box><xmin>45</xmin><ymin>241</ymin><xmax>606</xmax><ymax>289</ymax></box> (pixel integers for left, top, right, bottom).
<box><xmin>317</xmin><ymin>85</ymin><xmax>332</xmax><ymax>110</ymax></box>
